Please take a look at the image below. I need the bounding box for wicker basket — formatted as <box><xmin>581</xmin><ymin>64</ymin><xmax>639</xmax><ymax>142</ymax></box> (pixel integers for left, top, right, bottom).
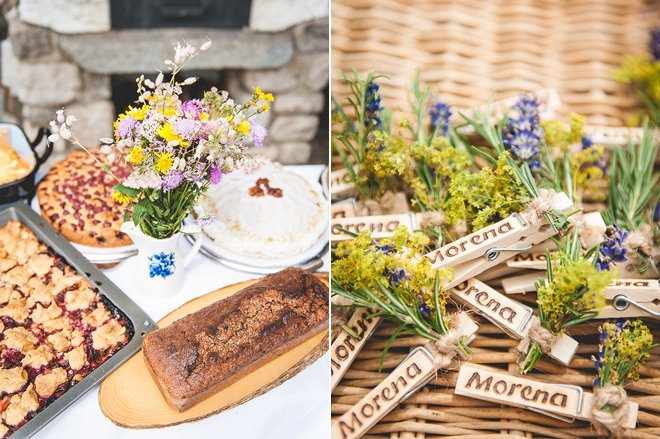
<box><xmin>331</xmin><ymin>302</ymin><xmax>660</xmax><ymax>438</ymax></box>
<box><xmin>332</xmin><ymin>0</ymin><xmax>658</xmax><ymax>126</ymax></box>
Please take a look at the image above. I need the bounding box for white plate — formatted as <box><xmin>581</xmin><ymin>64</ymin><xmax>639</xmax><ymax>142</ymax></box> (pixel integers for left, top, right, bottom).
<box><xmin>30</xmin><ymin>196</ymin><xmax>137</xmax><ymax>263</ymax></box>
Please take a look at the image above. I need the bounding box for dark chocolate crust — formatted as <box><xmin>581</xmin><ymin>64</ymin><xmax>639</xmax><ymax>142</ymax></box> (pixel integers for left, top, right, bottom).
<box><xmin>142</xmin><ymin>268</ymin><xmax>328</xmax><ymax>411</ymax></box>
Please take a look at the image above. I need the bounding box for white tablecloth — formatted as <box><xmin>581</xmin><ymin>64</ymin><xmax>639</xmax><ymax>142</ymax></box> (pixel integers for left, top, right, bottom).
<box><xmin>34</xmin><ymin>165</ymin><xmax>330</xmax><ymax>439</ymax></box>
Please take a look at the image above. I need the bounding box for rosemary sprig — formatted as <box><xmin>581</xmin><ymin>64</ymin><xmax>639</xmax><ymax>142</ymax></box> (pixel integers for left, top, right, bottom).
<box><xmin>603</xmin><ymin>122</ymin><xmax>658</xmax><ymax>231</ymax></box>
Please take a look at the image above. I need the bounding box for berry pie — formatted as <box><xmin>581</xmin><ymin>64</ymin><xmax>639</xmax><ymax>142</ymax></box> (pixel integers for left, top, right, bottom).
<box><xmin>0</xmin><ymin>221</ymin><xmax>130</xmax><ymax>437</ymax></box>
<box><xmin>37</xmin><ymin>149</ymin><xmax>132</xmax><ymax>248</ymax></box>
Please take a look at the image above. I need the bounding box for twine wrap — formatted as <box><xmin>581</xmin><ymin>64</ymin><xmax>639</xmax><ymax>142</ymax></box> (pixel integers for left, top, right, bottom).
<box><xmin>516</xmin><ymin>319</ymin><xmax>558</xmax><ymax>355</ymax></box>
<box><xmin>569</xmin><ymin>213</ymin><xmax>605</xmax><ymax>249</ymax></box>
<box><xmin>417</xmin><ymin>211</ymin><xmax>446</xmax><ymax>229</ymax></box>
<box><xmin>592</xmin><ymin>384</ymin><xmax>631</xmax><ymax>436</ymax></box>
<box><xmin>424</xmin><ymin>313</ymin><xmax>471</xmax><ymax>369</ymax></box>
<box><xmin>523</xmin><ymin>189</ymin><xmax>559</xmax><ymax>224</ymax></box>
<box><xmin>626</xmin><ymin>224</ymin><xmax>654</xmax><ymax>259</ymax></box>
<box><xmin>356</xmin><ymin>191</ymin><xmax>409</xmax><ymax>216</ymax></box>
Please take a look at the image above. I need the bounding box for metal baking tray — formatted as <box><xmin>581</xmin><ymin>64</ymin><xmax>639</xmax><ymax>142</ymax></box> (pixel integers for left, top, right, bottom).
<box><xmin>0</xmin><ymin>202</ymin><xmax>157</xmax><ymax>439</ymax></box>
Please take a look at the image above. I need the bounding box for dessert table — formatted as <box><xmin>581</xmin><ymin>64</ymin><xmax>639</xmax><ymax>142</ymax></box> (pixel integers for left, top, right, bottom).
<box><xmin>31</xmin><ymin>164</ymin><xmax>330</xmax><ymax>439</ymax></box>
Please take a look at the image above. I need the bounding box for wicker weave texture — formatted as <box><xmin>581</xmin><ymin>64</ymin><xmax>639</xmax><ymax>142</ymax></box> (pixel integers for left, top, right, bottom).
<box><xmin>332</xmin><ymin>0</ymin><xmax>658</xmax><ymax>126</ymax></box>
<box><xmin>331</xmin><ymin>308</ymin><xmax>660</xmax><ymax>438</ymax></box>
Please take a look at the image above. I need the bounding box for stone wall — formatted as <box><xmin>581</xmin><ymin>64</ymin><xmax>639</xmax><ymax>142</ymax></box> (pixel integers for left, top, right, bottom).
<box><xmin>0</xmin><ymin>0</ymin><xmax>329</xmax><ymax>165</ymax></box>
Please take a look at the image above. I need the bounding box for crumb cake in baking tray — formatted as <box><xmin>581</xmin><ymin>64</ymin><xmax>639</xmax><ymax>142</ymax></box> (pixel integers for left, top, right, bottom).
<box><xmin>0</xmin><ymin>203</ymin><xmax>156</xmax><ymax>438</ymax></box>
<box><xmin>192</xmin><ymin>162</ymin><xmax>328</xmax><ymax>272</ymax></box>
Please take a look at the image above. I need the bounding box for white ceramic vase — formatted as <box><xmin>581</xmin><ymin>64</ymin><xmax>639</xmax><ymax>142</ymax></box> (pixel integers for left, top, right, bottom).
<box><xmin>120</xmin><ymin>221</ymin><xmax>202</xmax><ymax>298</ymax></box>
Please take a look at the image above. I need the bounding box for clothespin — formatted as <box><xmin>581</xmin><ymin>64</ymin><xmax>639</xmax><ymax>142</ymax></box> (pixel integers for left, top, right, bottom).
<box><xmin>451</xmin><ymin>279</ymin><xmax>578</xmax><ymax>365</ymax></box>
<box><xmin>583</xmin><ymin>126</ymin><xmax>645</xmax><ymax>147</ymax></box>
<box><xmin>598</xmin><ymin>279</ymin><xmax>660</xmax><ymax>319</ymax></box>
<box><xmin>331</xmin><ymin>212</ymin><xmax>442</xmax><ymax>242</ymax></box>
<box><xmin>501</xmin><ymin>271</ymin><xmax>544</xmax><ymax>295</ymax></box>
<box><xmin>423</xmin><ymin>191</ymin><xmax>573</xmax><ymax>288</ymax></box>
<box><xmin>455</xmin><ymin>363</ymin><xmax>638</xmax><ymax>428</ymax></box>
<box><xmin>331</xmin><ymin>198</ymin><xmax>357</xmax><ymax>219</ymax></box>
<box><xmin>331</xmin><ymin>314</ymin><xmax>478</xmax><ymax>439</ymax></box>
<box><xmin>330</xmin><ymin>167</ymin><xmax>357</xmax><ymax>200</ymax></box>
<box><xmin>330</xmin><ymin>308</ymin><xmax>381</xmax><ymax>391</ymax></box>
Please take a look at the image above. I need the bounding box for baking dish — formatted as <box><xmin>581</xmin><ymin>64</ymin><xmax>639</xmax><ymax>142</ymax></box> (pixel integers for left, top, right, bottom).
<box><xmin>0</xmin><ymin>122</ymin><xmax>52</xmax><ymax>205</ymax></box>
<box><xmin>0</xmin><ymin>202</ymin><xmax>157</xmax><ymax>438</ymax></box>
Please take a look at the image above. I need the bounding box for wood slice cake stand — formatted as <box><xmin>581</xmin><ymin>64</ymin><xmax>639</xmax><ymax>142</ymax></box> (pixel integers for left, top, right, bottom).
<box><xmin>98</xmin><ymin>275</ymin><xmax>329</xmax><ymax>428</ymax></box>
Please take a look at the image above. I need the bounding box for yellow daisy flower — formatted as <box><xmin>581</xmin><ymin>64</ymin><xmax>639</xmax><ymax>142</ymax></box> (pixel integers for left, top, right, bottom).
<box><xmin>127</xmin><ymin>146</ymin><xmax>144</xmax><ymax>165</ymax></box>
<box><xmin>112</xmin><ymin>191</ymin><xmax>131</xmax><ymax>204</ymax></box>
<box><xmin>155</xmin><ymin>152</ymin><xmax>174</xmax><ymax>174</ymax></box>
<box><xmin>157</xmin><ymin>123</ymin><xmax>189</xmax><ymax>146</ymax></box>
<box><xmin>236</xmin><ymin>120</ymin><xmax>250</xmax><ymax>134</ymax></box>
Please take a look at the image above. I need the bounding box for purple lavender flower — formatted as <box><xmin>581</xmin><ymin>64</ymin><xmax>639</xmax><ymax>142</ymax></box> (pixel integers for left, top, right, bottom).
<box><xmin>653</xmin><ymin>203</ymin><xmax>660</xmax><ymax>223</ymax></box>
<box><xmin>419</xmin><ymin>303</ymin><xmax>431</xmax><ymax>319</ymax></box>
<box><xmin>364</xmin><ymin>82</ymin><xmax>383</xmax><ymax>128</ymax></box>
<box><xmin>388</xmin><ymin>269</ymin><xmax>406</xmax><ymax>286</ymax></box>
<box><xmin>596</xmin><ymin>224</ymin><xmax>629</xmax><ymax>271</ymax></box>
<box><xmin>581</xmin><ymin>135</ymin><xmax>594</xmax><ymax>150</ymax></box>
<box><xmin>503</xmin><ymin>94</ymin><xmax>544</xmax><ymax>169</ymax></box>
<box><xmin>651</xmin><ymin>27</ymin><xmax>660</xmax><ymax>61</ymax></box>
<box><xmin>429</xmin><ymin>101</ymin><xmax>452</xmax><ymax>136</ymax></box>
<box><xmin>250</xmin><ymin>123</ymin><xmax>268</xmax><ymax>148</ymax></box>
<box><xmin>116</xmin><ymin>116</ymin><xmax>140</xmax><ymax>139</ymax></box>
<box><xmin>162</xmin><ymin>169</ymin><xmax>184</xmax><ymax>191</ymax></box>
<box><xmin>174</xmin><ymin>118</ymin><xmax>199</xmax><ymax>140</ymax></box>
<box><xmin>209</xmin><ymin>165</ymin><xmax>223</xmax><ymax>184</ymax></box>
<box><xmin>181</xmin><ymin>100</ymin><xmax>203</xmax><ymax>119</ymax></box>
<box><xmin>195</xmin><ymin>214</ymin><xmax>217</xmax><ymax>227</ymax></box>
<box><xmin>376</xmin><ymin>244</ymin><xmax>393</xmax><ymax>254</ymax></box>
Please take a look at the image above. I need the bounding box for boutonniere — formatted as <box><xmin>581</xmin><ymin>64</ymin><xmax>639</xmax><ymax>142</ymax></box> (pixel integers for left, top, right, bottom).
<box><xmin>518</xmin><ymin>229</ymin><xmax>616</xmax><ymax>373</ymax></box>
<box><xmin>592</xmin><ymin>320</ymin><xmax>657</xmax><ymax>434</ymax></box>
<box><xmin>601</xmin><ymin>125</ymin><xmax>659</xmax><ymax>277</ymax></box>
<box><xmin>331</xmin><ymin>227</ymin><xmax>478</xmax><ymax>439</ymax></box>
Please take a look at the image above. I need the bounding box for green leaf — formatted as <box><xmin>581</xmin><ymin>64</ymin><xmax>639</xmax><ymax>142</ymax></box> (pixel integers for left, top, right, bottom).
<box><xmin>132</xmin><ymin>198</ymin><xmax>154</xmax><ymax>225</ymax></box>
<box><xmin>113</xmin><ymin>184</ymin><xmax>141</xmax><ymax>197</ymax></box>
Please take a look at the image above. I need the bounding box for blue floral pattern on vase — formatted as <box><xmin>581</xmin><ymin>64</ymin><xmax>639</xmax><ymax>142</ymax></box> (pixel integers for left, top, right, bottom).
<box><xmin>148</xmin><ymin>252</ymin><xmax>175</xmax><ymax>279</ymax></box>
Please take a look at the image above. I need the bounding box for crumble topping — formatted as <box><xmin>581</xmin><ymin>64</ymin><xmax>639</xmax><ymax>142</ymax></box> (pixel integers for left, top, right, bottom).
<box><xmin>65</xmin><ymin>346</ymin><xmax>87</xmax><ymax>371</ymax></box>
<box><xmin>26</xmin><ymin>254</ymin><xmax>53</xmax><ymax>277</ymax></box>
<box><xmin>2</xmin><ymin>327</ymin><xmax>37</xmax><ymax>351</ymax></box>
<box><xmin>2</xmin><ymin>385</ymin><xmax>39</xmax><ymax>426</ymax></box>
<box><xmin>0</xmin><ymin>298</ymin><xmax>29</xmax><ymax>324</ymax></box>
<box><xmin>30</xmin><ymin>303</ymin><xmax>63</xmax><ymax>325</ymax></box>
<box><xmin>21</xmin><ymin>345</ymin><xmax>54</xmax><ymax>369</ymax></box>
<box><xmin>47</xmin><ymin>332</ymin><xmax>71</xmax><ymax>352</ymax></box>
<box><xmin>34</xmin><ymin>368</ymin><xmax>68</xmax><ymax>398</ymax></box>
<box><xmin>64</xmin><ymin>287</ymin><xmax>96</xmax><ymax>311</ymax></box>
<box><xmin>92</xmin><ymin>320</ymin><xmax>126</xmax><ymax>350</ymax></box>
<box><xmin>82</xmin><ymin>304</ymin><xmax>110</xmax><ymax>328</ymax></box>
<box><xmin>0</xmin><ymin>368</ymin><xmax>27</xmax><ymax>394</ymax></box>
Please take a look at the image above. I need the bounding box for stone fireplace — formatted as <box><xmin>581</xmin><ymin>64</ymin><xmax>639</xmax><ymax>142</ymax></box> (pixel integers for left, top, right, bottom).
<box><xmin>0</xmin><ymin>0</ymin><xmax>329</xmax><ymax>164</ymax></box>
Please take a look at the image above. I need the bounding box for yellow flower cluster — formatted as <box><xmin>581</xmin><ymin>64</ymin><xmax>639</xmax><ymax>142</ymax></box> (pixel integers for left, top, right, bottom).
<box><xmin>600</xmin><ymin>320</ymin><xmax>655</xmax><ymax>383</ymax></box>
<box><xmin>112</xmin><ymin>191</ymin><xmax>131</xmax><ymax>204</ymax></box>
<box><xmin>542</xmin><ymin>113</ymin><xmax>585</xmax><ymax>153</ymax></box>
<box><xmin>443</xmin><ymin>154</ymin><xmax>530</xmax><ymax>231</ymax></box>
<box><xmin>614</xmin><ymin>54</ymin><xmax>660</xmax><ymax>103</ymax></box>
<box><xmin>537</xmin><ymin>258</ymin><xmax>614</xmax><ymax>333</ymax></box>
<box><xmin>253</xmin><ymin>86</ymin><xmax>275</xmax><ymax>113</ymax></box>
<box><xmin>155</xmin><ymin>152</ymin><xmax>174</xmax><ymax>174</ymax></box>
<box><xmin>127</xmin><ymin>146</ymin><xmax>144</xmax><ymax>165</ymax></box>
<box><xmin>333</xmin><ymin>226</ymin><xmax>453</xmax><ymax>306</ymax></box>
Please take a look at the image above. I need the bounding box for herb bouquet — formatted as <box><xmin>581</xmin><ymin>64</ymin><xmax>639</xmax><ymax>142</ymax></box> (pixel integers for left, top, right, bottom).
<box><xmin>49</xmin><ymin>40</ymin><xmax>274</xmax><ymax>296</ymax></box>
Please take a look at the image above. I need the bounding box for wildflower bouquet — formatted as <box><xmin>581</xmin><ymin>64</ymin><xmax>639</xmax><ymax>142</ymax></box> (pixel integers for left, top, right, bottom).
<box><xmin>518</xmin><ymin>229</ymin><xmax>615</xmax><ymax>373</ymax></box>
<box><xmin>331</xmin><ymin>226</ymin><xmax>471</xmax><ymax>367</ymax></box>
<box><xmin>591</xmin><ymin>320</ymin><xmax>657</xmax><ymax>433</ymax></box>
<box><xmin>49</xmin><ymin>40</ymin><xmax>273</xmax><ymax>239</ymax></box>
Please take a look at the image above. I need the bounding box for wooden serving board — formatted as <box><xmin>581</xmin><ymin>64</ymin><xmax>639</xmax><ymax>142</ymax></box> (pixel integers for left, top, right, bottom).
<box><xmin>98</xmin><ymin>275</ymin><xmax>329</xmax><ymax>428</ymax></box>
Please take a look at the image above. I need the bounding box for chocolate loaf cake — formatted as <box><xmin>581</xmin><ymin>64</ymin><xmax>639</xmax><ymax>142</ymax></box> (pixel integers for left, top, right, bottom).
<box><xmin>142</xmin><ymin>267</ymin><xmax>328</xmax><ymax>411</ymax></box>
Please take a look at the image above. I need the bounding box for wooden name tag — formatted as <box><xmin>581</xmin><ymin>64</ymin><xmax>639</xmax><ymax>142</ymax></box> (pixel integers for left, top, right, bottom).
<box><xmin>331</xmin><ymin>214</ymin><xmax>414</xmax><ymax>241</ymax></box>
<box><xmin>424</xmin><ymin>214</ymin><xmax>528</xmax><ymax>269</ymax></box>
<box><xmin>598</xmin><ymin>279</ymin><xmax>660</xmax><ymax>319</ymax></box>
<box><xmin>451</xmin><ymin>279</ymin><xmax>532</xmax><ymax>337</ymax></box>
<box><xmin>501</xmin><ymin>272</ymin><xmax>543</xmax><ymax>295</ymax></box>
<box><xmin>331</xmin><ymin>199</ymin><xmax>357</xmax><ymax>219</ymax></box>
<box><xmin>332</xmin><ymin>314</ymin><xmax>478</xmax><ymax>439</ymax></box>
<box><xmin>506</xmin><ymin>252</ymin><xmax>550</xmax><ymax>270</ymax></box>
<box><xmin>456</xmin><ymin>363</ymin><xmax>638</xmax><ymax>428</ymax></box>
<box><xmin>330</xmin><ymin>309</ymin><xmax>380</xmax><ymax>391</ymax></box>
<box><xmin>331</xmin><ymin>167</ymin><xmax>357</xmax><ymax>197</ymax></box>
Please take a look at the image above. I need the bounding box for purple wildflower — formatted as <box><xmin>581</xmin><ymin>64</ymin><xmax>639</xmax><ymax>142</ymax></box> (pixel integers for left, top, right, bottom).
<box><xmin>364</xmin><ymin>82</ymin><xmax>383</xmax><ymax>128</ymax></box>
<box><xmin>596</xmin><ymin>224</ymin><xmax>629</xmax><ymax>271</ymax></box>
<box><xmin>419</xmin><ymin>303</ymin><xmax>431</xmax><ymax>319</ymax></box>
<box><xmin>181</xmin><ymin>100</ymin><xmax>203</xmax><ymax>119</ymax></box>
<box><xmin>209</xmin><ymin>165</ymin><xmax>223</xmax><ymax>184</ymax></box>
<box><xmin>116</xmin><ymin>116</ymin><xmax>140</xmax><ymax>139</ymax></box>
<box><xmin>174</xmin><ymin>118</ymin><xmax>199</xmax><ymax>140</ymax></box>
<box><xmin>195</xmin><ymin>214</ymin><xmax>217</xmax><ymax>227</ymax></box>
<box><xmin>651</xmin><ymin>27</ymin><xmax>660</xmax><ymax>61</ymax></box>
<box><xmin>388</xmin><ymin>269</ymin><xmax>406</xmax><ymax>286</ymax></box>
<box><xmin>653</xmin><ymin>203</ymin><xmax>660</xmax><ymax>223</ymax></box>
<box><xmin>429</xmin><ymin>101</ymin><xmax>452</xmax><ymax>136</ymax></box>
<box><xmin>504</xmin><ymin>94</ymin><xmax>544</xmax><ymax>169</ymax></box>
<box><xmin>250</xmin><ymin>123</ymin><xmax>268</xmax><ymax>148</ymax></box>
<box><xmin>162</xmin><ymin>169</ymin><xmax>184</xmax><ymax>191</ymax></box>
<box><xmin>376</xmin><ymin>244</ymin><xmax>393</xmax><ymax>254</ymax></box>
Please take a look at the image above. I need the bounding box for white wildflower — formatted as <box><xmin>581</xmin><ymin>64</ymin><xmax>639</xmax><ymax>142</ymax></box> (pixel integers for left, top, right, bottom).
<box><xmin>200</xmin><ymin>39</ymin><xmax>212</xmax><ymax>52</ymax></box>
<box><xmin>56</xmin><ymin>109</ymin><xmax>65</xmax><ymax>123</ymax></box>
<box><xmin>100</xmin><ymin>137</ymin><xmax>114</xmax><ymax>144</ymax></box>
<box><xmin>65</xmin><ymin>115</ymin><xmax>76</xmax><ymax>126</ymax></box>
<box><xmin>59</xmin><ymin>126</ymin><xmax>71</xmax><ymax>140</ymax></box>
<box><xmin>182</xmin><ymin>77</ymin><xmax>198</xmax><ymax>85</ymax></box>
<box><xmin>155</xmin><ymin>71</ymin><xmax>164</xmax><ymax>86</ymax></box>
